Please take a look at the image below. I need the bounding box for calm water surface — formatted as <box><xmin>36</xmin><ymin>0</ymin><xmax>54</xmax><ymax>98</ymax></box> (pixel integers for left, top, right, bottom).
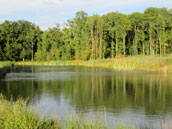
<box><xmin>0</xmin><ymin>66</ymin><xmax>172</xmax><ymax>129</ymax></box>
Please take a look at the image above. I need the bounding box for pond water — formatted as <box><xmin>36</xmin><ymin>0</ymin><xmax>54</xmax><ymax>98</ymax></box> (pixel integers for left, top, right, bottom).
<box><xmin>0</xmin><ymin>66</ymin><xmax>172</xmax><ymax>129</ymax></box>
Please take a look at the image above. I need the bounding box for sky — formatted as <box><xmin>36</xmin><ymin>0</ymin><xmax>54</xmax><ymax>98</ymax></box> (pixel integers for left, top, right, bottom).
<box><xmin>0</xmin><ymin>0</ymin><xmax>171</xmax><ymax>30</ymax></box>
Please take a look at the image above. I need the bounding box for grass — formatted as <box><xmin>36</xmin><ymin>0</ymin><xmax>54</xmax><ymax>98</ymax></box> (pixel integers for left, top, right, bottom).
<box><xmin>0</xmin><ymin>61</ymin><xmax>12</xmax><ymax>78</ymax></box>
<box><xmin>0</xmin><ymin>61</ymin><xmax>12</xmax><ymax>68</ymax></box>
<box><xmin>0</xmin><ymin>94</ymin><xmax>137</xmax><ymax>129</ymax></box>
<box><xmin>0</xmin><ymin>94</ymin><xmax>59</xmax><ymax>129</ymax></box>
<box><xmin>15</xmin><ymin>55</ymin><xmax>172</xmax><ymax>73</ymax></box>
<box><xmin>112</xmin><ymin>55</ymin><xmax>172</xmax><ymax>72</ymax></box>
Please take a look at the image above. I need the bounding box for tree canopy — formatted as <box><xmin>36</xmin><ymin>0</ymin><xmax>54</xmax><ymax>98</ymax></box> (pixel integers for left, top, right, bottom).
<box><xmin>0</xmin><ymin>7</ymin><xmax>172</xmax><ymax>61</ymax></box>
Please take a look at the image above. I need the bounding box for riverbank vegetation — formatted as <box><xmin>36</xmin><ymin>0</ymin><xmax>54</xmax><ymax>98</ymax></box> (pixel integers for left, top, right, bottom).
<box><xmin>0</xmin><ymin>61</ymin><xmax>12</xmax><ymax>68</ymax></box>
<box><xmin>0</xmin><ymin>8</ymin><xmax>172</xmax><ymax>62</ymax></box>
<box><xmin>0</xmin><ymin>94</ymin><xmax>136</xmax><ymax>129</ymax></box>
<box><xmin>15</xmin><ymin>56</ymin><xmax>172</xmax><ymax>72</ymax></box>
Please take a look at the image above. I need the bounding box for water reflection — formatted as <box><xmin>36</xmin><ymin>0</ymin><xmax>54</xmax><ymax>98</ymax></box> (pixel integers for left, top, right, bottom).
<box><xmin>0</xmin><ymin>66</ymin><xmax>172</xmax><ymax>128</ymax></box>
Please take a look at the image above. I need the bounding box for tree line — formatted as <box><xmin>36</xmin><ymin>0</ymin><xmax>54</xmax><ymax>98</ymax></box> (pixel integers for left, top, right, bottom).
<box><xmin>0</xmin><ymin>7</ymin><xmax>172</xmax><ymax>61</ymax></box>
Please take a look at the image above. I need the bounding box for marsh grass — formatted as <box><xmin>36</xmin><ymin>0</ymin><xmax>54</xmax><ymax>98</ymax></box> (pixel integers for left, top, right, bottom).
<box><xmin>112</xmin><ymin>56</ymin><xmax>172</xmax><ymax>72</ymax></box>
<box><xmin>64</xmin><ymin>115</ymin><xmax>106</xmax><ymax>129</ymax></box>
<box><xmin>114</xmin><ymin>122</ymin><xmax>137</xmax><ymax>129</ymax></box>
<box><xmin>0</xmin><ymin>94</ymin><xmax>60</xmax><ymax>129</ymax></box>
<box><xmin>15</xmin><ymin>56</ymin><xmax>172</xmax><ymax>72</ymax></box>
<box><xmin>0</xmin><ymin>94</ymin><xmax>140</xmax><ymax>129</ymax></box>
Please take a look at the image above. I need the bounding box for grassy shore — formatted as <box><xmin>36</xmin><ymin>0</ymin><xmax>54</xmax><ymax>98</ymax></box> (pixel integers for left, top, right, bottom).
<box><xmin>15</xmin><ymin>56</ymin><xmax>172</xmax><ymax>73</ymax></box>
<box><xmin>0</xmin><ymin>94</ymin><xmax>136</xmax><ymax>129</ymax></box>
<box><xmin>0</xmin><ymin>61</ymin><xmax>12</xmax><ymax>78</ymax></box>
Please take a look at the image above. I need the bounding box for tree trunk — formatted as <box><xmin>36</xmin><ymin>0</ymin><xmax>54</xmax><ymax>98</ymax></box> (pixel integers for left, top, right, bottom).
<box><xmin>163</xmin><ymin>23</ymin><xmax>165</xmax><ymax>55</ymax></box>
<box><xmin>115</xmin><ymin>31</ymin><xmax>118</xmax><ymax>56</ymax></box>
<box><xmin>111</xmin><ymin>32</ymin><xmax>114</xmax><ymax>58</ymax></box>
<box><xmin>159</xmin><ymin>32</ymin><xmax>161</xmax><ymax>57</ymax></box>
<box><xmin>99</xmin><ymin>32</ymin><xmax>103</xmax><ymax>59</ymax></box>
<box><xmin>149</xmin><ymin>22</ymin><xmax>152</xmax><ymax>56</ymax></box>
<box><xmin>156</xmin><ymin>38</ymin><xmax>158</xmax><ymax>56</ymax></box>
<box><xmin>96</xmin><ymin>26</ymin><xmax>99</xmax><ymax>59</ymax></box>
<box><xmin>103</xmin><ymin>45</ymin><xmax>105</xmax><ymax>59</ymax></box>
<box><xmin>91</xmin><ymin>24</ymin><xmax>94</xmax><ymax>60</ymax></box>
<box><xmin>143</xmin><ymin>43</ymin><xmax>145</xmax><ymax>56</ymax></box>
<box><xmin>23</xmin><ymin>48</ymin><xmax>25</xmax><ymax>62</ymax></box>
<box><xmin>32</xmin><ymin>41</ymin><xmax>34</xmax><ymax>61</ymax></box>
<box><xmin>111</xmin><ymin>41</ymin><xmax>114</xmax><ymax>58</ymax></box>
<box><xmin>123</xmin><ymin>34</ymin><xmax>126</xmax><ymax>57</ymax></box>
<box><xmin>133</xmin><ymin>25</ymin><xmax>138</xmax><ymax>55</ymax></box>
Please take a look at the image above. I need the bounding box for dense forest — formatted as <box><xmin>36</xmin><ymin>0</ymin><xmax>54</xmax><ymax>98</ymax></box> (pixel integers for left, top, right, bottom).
<box><xmin>0</xmin><ymin>7</ymin><xmax>172</xmax><ymax>61</ymax></box>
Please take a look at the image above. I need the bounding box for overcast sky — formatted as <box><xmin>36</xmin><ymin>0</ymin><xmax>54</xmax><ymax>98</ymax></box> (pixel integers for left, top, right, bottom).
<box><xmin>0</xmin><ymin>0</ymin><xmax>171</xmax><ymax>30</ymax></box>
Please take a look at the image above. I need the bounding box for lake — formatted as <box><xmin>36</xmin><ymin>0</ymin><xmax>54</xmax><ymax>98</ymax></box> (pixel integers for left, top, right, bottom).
<box><xmin>0</xmin><ymin>66</ymin><xmax>172</xmax><ymax>129</ymax></box>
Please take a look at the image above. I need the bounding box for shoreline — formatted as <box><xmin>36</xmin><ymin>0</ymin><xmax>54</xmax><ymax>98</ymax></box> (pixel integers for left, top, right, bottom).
<box><xmin>14</xmin><ymin>56</ymin><xmax>172</xmax><ymax>73</ymax></box>
<box><xmin>0</xmin><ymin>94</ymin><xmax>137</xmax><ymax>129</ymax></box>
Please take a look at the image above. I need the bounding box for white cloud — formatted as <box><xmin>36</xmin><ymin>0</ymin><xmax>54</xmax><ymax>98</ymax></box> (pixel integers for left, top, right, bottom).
<box><xmin>43</xmin><ymin>0</ymin><xmax>63</xmax><ymax>4</ymax></box>
<box><xmin>0</xmin><ymin>19</ymin><xmax>5</xmax><ymax>24</ymax></box>
<box><xmin>34</xmin><ymin>17</ymin><xmax>67</xmax><ymax>30</ymax></box>
<box><xmin>0</xmin><ymin>0</ymin><xmax>171</xmax><ymax>15</ymax></box>
<box><xmin>0</xmin><ymin>0</ymin><xmax>63</xmax><ymax>15</ymax></box>
<box><xmin>0</xmin><ymin>0</ymin><xmax>171</xmax><ymax>29</ymax></box>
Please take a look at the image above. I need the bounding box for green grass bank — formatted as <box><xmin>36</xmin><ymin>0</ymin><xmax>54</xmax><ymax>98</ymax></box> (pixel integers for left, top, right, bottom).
<box><xmin>0</xmin><ymin>61</ymin><xmax>12</xmax><ymax>79</ymax></box>
<box><xmin>15</xmin><ymin>56</ymin><xmax>172</xmax><ymax>73</ymax></box>
<box><xmin>0</xmin><ymin>94</ymin><xmax>136</xmax><ymax>129</ymax></box>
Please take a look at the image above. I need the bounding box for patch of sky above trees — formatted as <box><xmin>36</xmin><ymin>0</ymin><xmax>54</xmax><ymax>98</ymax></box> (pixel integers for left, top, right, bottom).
<box><xmin>0</xmin><ymin>7</ymin><xmax>172</xmax><ymax>61</ymax></box>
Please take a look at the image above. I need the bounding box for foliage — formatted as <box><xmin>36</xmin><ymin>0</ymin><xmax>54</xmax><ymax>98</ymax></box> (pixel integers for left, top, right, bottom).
<box><xmin>0</xmin><ymin>8</ymin><xmax>172</xmax><ymax>61</ymax></box>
